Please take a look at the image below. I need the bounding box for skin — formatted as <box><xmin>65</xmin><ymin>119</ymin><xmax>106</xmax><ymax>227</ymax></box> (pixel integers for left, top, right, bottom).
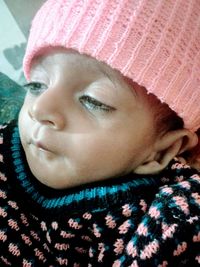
<box><xmin>18</xmin><ymin>50</ymin><xmax>158</xmax><ymax>189</ymax></box>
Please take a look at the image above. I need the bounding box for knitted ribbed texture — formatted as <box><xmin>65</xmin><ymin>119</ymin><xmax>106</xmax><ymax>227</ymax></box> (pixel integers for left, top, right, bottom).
<box><xmin>23</xmin><ymin>0</ymin><xmax>200</xmax><ymax>132</ymax></box>
<box><xmin>1</xmin><ymin>122</ymin><xmax>200</xmax><ymax>266</ymax></box>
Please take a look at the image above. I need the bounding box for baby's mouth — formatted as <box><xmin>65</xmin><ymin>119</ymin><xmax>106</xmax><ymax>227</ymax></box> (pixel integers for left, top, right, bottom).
<box><xmin>36</xmin><ymin>141</ymin><xmax>49</xmax><ymax>152</ymax></box>
<box><xmin>29</xmin><ymin>139</ymin><xmax>53</xmax><ymax>154</ymax></box>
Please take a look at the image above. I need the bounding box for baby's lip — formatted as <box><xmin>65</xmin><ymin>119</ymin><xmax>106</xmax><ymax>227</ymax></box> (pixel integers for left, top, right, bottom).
<box><xmin>36</xmin><ymin>141</ymin><xmax>49</xmax><ymax>151</ymax></box>
<box><xmin>30</xmin><ymin>139</ymin><xmax>53</xmax><ymax>153</ymax></box>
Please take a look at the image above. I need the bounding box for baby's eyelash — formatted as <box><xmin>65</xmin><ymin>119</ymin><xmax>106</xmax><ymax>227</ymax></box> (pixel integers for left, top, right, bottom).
<box><xmin>23</xmin><ymin>82</ymin><xmax>47</xmax><ymax>95</ymax></box>
<box><xmin>79</xmin><ymin>95</ymin><xmax>115</xmax><ymax>112</ymax></box>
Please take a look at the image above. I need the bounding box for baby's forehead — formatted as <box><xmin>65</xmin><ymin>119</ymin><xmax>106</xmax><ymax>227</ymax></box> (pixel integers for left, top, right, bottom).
<box><xmin>31</xmin><ymin>49</ymin><xmax>128</xmax><ymax>86</ymax></box>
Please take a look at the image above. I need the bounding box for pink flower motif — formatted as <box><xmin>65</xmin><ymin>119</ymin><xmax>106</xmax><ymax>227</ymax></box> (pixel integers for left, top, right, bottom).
<box><xmin>105</xmin><ymin>215</ymin><xmax>117</xmax><ymax>229</ymax></box>
<box><xmin>162</xmin><ymin>223</ymin><xmax>178</xmax><ymax>240</ymax></box>
<box><xmin>173</xmin><ymin>196</ymin><xmax>189</xmax><ymax>215</ymax></box>
<box><xmin>55</xmin><ymin>243</ymin><xmax>70</xmax><ymax>251</ymax></box>
<box><xmin>8</xmin><ymin>200</ymin><xmax>19</xmax><ymax>210</ymax></box>
<box><xmin>41</xmin><ymin>221</ymin><xmax>47</xmax><ymax>231</ymax></box>
<box><xmin>8</xmin><ymin>219</ymin><xmax>20</xmax><ymax>231</ymax></box>
<box><xmin>0</xmin><ymin>190</ymin><xmax>6</xmax><ymax>199</ymax></box>
<box><xmin>0</xmin><ymin>207</ymin><xmax>7</xmax><ymax>218</ymax></box>
<box><xmin>161</xmin><ymin>186</ymin><xmax>173</xmax><ymax>195</ymax></box>
<box><xmin>20</xmin><ymin>213</ymin><xmax>29</xmax><ymax>226</ymax></box>
<box><xmin>187</xmin><ymin>215</ymin><xmax>198</xmax><ymax>224</ymax></box>
<box><xmin>75</xmin><ymin>247</ymin><xmax>87</xmax><ymax>254</ymax></box>
<box><xmin>148</xmin><ymin>206</ymin><xmax>160</xmax><ymax>219</ymax></box>
<box><xmin>172</xmin><ymin>163</ymin><xmax>183</xmax><ymax>169</ymax></box>
<box><xmin>52</xmin><ymin>221</ymin><xmax>58</xmax><ymax>230</ymax></box>
<box><xmin>21</xmin><ymin>234</ymin><xmax>32</xmax><ymax>246</ymax></box>
<box><xmin>82</xmin><ymin>212</ymin><xmax>92</xmax><ymax>220</ymax></box>
<box><xmin>98</xmin><ymin>243</ymin><xmax>105</xmax><ymax>262</ymax></box>
<box><xmin>93</xmin><ymin>224</ymin><xmax>101</xmax><ymax>238</ymax></box>
<box><xmin>179</xmin><ymin>181</ymin><xmax>191</xmax><ymax>189</ymax></box>
<box><xmin>171</xmin><ymin>162</ymin><xmax>190</xmax><ymax>170</ymax></box>
<box><xmin>112</xmin><ymin>260</ymin><xmax>122</xmax><ymax>267</ymax></box>
<box><xmin>137</xmin><ymin>223</ymin><xmax>148</xmax><ymax>236</ymax></box>
<box><xmin>122</xmin><ymin>204</ymin><xmax>132</xmax><ymax>217</ymax></box>
<box><xmin>60</xmin><ymin>231</ymin><xmax>75</xmax><ymax>239</ymax></box>
<box><xmin>23</xmin><ymin>259</ymin><xmax>33</xmax><ymax>267</ymax></box>
<box><xmin>192</xmin><ymin>192</ymin><xmax>200</xmax><ymax>206</ymax></box>
<box><xmin>173</xmin><ymin>242</ymin><xmax>187</xmax><ymax>256</ymax></box>
<box><xmin>0</xmin><ymin>171</ymin><xmax>7</xmax><ymax>181</ymax></box>
<box><xmin>8</xmin><ymin>243</ymin><xmax>21</xmax><ymax>257</ymax></box>
<box><xmin>140</xmin><ymin>240</ymin><xmax>159</xmax><ymax>260</ymax></box>
<box><xmin>0</xmin><ymin>256</ymin><xmax>11</xmax><ymax>266</ymax></box>
<box><xmin>126</xmin><ymin>241</ymin><xmax>137</xmax><ymax>257</ymax></box>
<box><xmin>175</xmin><ymin>175</ymin><xmax>184</xmax><ymax>182</ymax></box>
<box><xmin>0</xmin><ymin>137</ymin><xmax>3</xmax><ymax>144</ymax></box>
<box><xmin>193</xmin><ymin>231</ymin><xmax>200</xmax><ymax>242</ymax></box>
<box><xmin>0</xmin><ymin>230</ymin><xmax>7</xmax><ymax>242</ymax></box>
<box><xmin>43</xmin><ymin>243</ymin><xmax>50</xmax><ymax>253</ymax></box>
<box><xmin>195</xmin><ymin>256</ymin><xmax>200</xmax><ymax>264</ymax></box>
<box><xmin>139</xmin><ymin>199</ymin><xmax>147</xmax><ymax>212</ymax></box>
<box><xmin>191</xmin><ymin>174</ymin><xmax>200</xmax><ymax>183</ymax></box>
<box><xmin>68</xmin><ymin>218</ymin><xmax>82</xmax><ymax>229</ymax></box>
<box><xmin>0</xmin><ymin>154</ymin><xmax>3</xmax><ymax>163</ymax></box>
<box><xmin>118</xmin><ymin>220</ymin><xmax>131</xmax><ymax>234</ymax></box>
<box><xmin>114</xmin><ymin>239</ymin><xmax>124</xmax><ymax>255</ymax></box>
<box><xmin>30</xmin><ymin>231</ymin><xmax>40</xmax><ymax>241</ymax></box>
<box><xmin>161</xmin><ymin>177</ymin><xmax>170</xmax><ymax>183</ymax></box>
<box><xmin>89</xmin><ymin>247</ymin><xmax>94</xmax><ymax>257</ymax></box>
<box><xmin>56</xmin><ymin>257</ymin><xmax>68</xmax><ymax>265</ymax></box>
<box><xmin>158</xmin><ymin>261</ymin><xmax>168</xmax><ymax>267</ymax></box>
<box><xmin>34</xmin><ymin>248</ymin><xmax>46</xmax><ymax>262</ymax></box>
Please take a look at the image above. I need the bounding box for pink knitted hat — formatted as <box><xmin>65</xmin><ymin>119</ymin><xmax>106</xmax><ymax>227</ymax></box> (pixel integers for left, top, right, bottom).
<box><xmin>23</xmin><ymin>0</ymin><xmax>200</xmax><ymax>132</ymax></box>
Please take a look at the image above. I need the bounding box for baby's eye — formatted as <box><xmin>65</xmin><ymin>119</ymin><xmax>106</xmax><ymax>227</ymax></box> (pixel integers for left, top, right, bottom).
<box><xmin>79</xmin><ymin>95</ymin><xmax>115</xmax><ymax>113</ymax></box>
<box><xmin>23</xmin><ymin>82</ymin><xmax>47</xmax><ymax>96</ymax></box>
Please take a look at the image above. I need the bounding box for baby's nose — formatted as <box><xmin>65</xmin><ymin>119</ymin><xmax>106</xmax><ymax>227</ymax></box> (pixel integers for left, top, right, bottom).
<box><xmin>29</xmin><ymin>88</ymin><xmax>65</xmax><ymax>130</ymax></box>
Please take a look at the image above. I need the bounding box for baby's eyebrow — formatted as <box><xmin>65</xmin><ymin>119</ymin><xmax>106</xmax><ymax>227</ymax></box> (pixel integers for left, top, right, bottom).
<box><xmin>97</xmin><ymin>64</ymin><xmax>125</xmax><ymax>93</ymax></box>
<box><xmin>97</xmin><ymin>63</ymin><xmax>139</xmax><ymax>100</ymax></box>
<box><xmin>122</xmin><ymin>77</ymin><xmax>138</xmax><ymax>99</ymax></box>
<box><xmin>30</xmin><ymin>60</ymin><xmax>50</xmax><ymax>81</ymax></box>
<box><xmin>130</xmin><ymin>84</ymin><xmax>138</xmax><ymax>99</ymax></box>
<box><xmin>97</xmin><ymin>64</ymin><xmax>115</xmax><ymax>85</ymax></box>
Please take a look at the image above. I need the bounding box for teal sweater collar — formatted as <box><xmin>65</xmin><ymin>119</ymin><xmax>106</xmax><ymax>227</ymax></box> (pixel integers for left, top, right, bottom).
<box><xmin>2</xmin><ymin>122</ymin><xmax>170</xmax><ymax>215</ymax></box>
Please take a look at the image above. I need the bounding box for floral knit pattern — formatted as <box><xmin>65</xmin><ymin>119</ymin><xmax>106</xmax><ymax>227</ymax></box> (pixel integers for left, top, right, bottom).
<box><xmin>0</xmin><ymin>122</ymin><xmax>200</xmax><ymax>266</ymax></box>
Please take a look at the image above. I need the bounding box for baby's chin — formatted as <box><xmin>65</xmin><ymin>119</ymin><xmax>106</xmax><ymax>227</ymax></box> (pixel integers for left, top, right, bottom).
<box><xmin>28</xmin><ymin>165</ymin><xmax>72</xmax><ymax>190</ymax></box>
<box><xmin>25</xmin><ymin>157</ymin><xmax>84</xmax><ymax>190</ymax></box>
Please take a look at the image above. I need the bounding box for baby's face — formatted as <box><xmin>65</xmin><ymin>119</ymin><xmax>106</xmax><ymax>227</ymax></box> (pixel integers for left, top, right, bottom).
<box><xmin>19</xmin><ymin>50</ymin><xmax>156</xmax><ymax>189</ymax></box>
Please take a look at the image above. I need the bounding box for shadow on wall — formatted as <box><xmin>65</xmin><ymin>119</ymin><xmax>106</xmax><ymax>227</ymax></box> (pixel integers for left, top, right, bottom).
<box><xmin>0</xmin><ymin>1</ymin><xmax>45</xmax><ymax>123</ymax></box>
<box><xmin>4</xmin><ymin>43</ymin><xmax>26</xmax><ymax>71</ymax></box>
<box><xmin>1</xmin><ymin>0</ymin><xmax>45</xmax><ymax>84</ymax></box>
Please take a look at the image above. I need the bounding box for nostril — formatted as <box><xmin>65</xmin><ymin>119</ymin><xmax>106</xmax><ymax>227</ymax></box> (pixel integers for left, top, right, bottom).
<box><xmin>28</xmin><ymin>107</ymin><xmax>64</xmax><ymax>130</ymax></box>
<box><xmin>27</xmin><ymin>96</ymin><xmax>65</xmax><ymax>130</ymax></box>
<box><xmin>43</xmin><ymin>120</ymin><xmax>55</xmax><ymax>127</ymax></box>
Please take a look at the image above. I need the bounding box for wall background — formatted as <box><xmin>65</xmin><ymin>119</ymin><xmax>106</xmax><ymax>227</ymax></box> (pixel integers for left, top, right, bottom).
<box><xmin>0</xmin><ymin>0</ymin><xmax>45</xmax><ymax>84</ymax></box>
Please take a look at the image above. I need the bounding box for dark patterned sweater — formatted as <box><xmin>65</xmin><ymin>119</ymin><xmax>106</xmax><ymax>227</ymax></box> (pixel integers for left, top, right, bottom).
<box><xmin>0</xmin><ymin>121</ymin><xmax>200</xmax><ymax>267</ymax></box>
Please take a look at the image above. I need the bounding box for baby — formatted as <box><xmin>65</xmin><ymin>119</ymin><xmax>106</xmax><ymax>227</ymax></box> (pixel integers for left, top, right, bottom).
<box><xmin>0</xmin><ymin>0</ymin><xmax>200</xmax><ymax>266</ymax></box>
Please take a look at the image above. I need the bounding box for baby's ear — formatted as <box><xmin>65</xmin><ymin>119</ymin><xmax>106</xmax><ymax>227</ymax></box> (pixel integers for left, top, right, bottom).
<box><xmin>134</xmin><ymin>129</ymin><xmax>198</xmax><ymax>175</ymax></box>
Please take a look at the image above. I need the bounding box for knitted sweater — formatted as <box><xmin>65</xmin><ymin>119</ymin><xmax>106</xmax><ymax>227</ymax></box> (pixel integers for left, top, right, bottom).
<box><xmin>0</xmin><ymin>121</ymin><xmax>200</xmax><ymax>267</ymax></box>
